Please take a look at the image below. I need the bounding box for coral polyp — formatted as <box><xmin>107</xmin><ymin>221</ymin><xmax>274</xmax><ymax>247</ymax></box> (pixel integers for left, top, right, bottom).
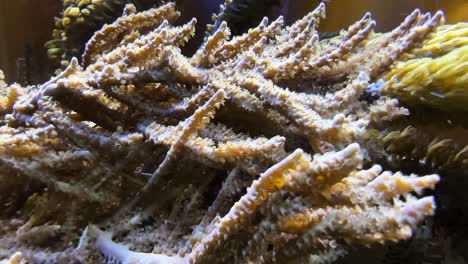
<box><xmin>382</xmin><ymin>23</ymin><xmax>468</xmax><ymax>111</ymax></box>
<box><xmin>1</xmin><ymin>1</ymin><xmax>464</xmax><ymax>263</ymax></box>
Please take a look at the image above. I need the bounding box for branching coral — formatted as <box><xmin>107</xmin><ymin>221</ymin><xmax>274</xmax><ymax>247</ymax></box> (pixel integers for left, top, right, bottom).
<box><xmin>187</xmin><ymin>144</ymin><xmax>438</xmax><ymax>263</ymax></box>
<box><xmin>0</xmin><ymin>1</ymin><xmax>453</xmax><ymax>263</ymax></box>
<box><xmin>83</xmin><ymin>144</ymin><xmax>439</xmax><ymax>264</ymax></box>
<box><xmin>208</xmin><ymin>0</ymin><xmax>284</xmax><ymax>36</ymax></box>
<box><xmin>369</xmin><ymin>22</ymin><xmax>468</xmax><ymax>175</ymax></box>
<box><xmin>365</xmin><ymin>21</ymin><xmax>468</xmax><ymax>263</ymax></box>
<box><xmin>382</xmin><ymin>23</ymin><xmax>468</xmax><ymax>111</ymax></box>
<box><xmin>45</xmin><ymin>0</ymin><xmax>169</xmax><ymax>73</ymax></box>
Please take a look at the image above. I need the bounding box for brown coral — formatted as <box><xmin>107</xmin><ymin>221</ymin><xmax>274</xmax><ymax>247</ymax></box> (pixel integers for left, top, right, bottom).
<box><xmin>0</xmin><ymin>2</ymin><xmax>447</xmax><ymax>263</ymax></box>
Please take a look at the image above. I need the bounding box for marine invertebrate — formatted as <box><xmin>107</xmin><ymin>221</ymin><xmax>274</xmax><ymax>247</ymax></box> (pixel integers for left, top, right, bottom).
<box><xmin>373</xmin><ymin>125</ymin><xmax>468</xmax><ymax>173</ymax></box>
<box><xmin>367</xmin><ymin>21</ymin><xmax>468</xmax><ymax>263</ymax></box>
<box><xmin>84</xmin><ymin>144</ymin><xmax>439</xmax><ymax>263</ymax></box>
<box><xmin>186</xmin><ymin>144</ymin><xmax>438</xmax><ymax>263</ymax></box>
<box><xmin>45</xmin><ymin>0</ymin><xmax>169</xmax><ymax>72</ymax></box>
<box><xmin>0</xmin><ymin>252</ymin><xmax>26</xmax><ymax>264</ymax></box>
<box><xmin>0</xmin><ymin>1</ymin><xmax>450</xmax><ymax>263</ymax></box>
<box><xmin>368</xmin><ymin>22</ymin><xmax>468</xmax><ymax>175</ymax></box>
<box><xmin>381</xmin><ymin>23</ymin><xmax>468</xmax><ymax>111</ymax></box>
<box><xmin>208</xmin><ymin>0</ymin><xmax>284</xmax><ymax>36</ymax></box>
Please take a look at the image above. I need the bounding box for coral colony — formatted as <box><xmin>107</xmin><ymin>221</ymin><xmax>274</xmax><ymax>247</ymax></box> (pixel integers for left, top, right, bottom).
<box><xmin>0</xmin><ymin>1</ymin><xmax>467</xmax><ymax>263</ymax></box>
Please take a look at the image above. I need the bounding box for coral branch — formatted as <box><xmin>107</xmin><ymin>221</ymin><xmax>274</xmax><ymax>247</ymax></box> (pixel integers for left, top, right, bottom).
<box><xmin>0</xmin><ymin>2</ymin><xmax>457</xmax><ymax>263</ymax></box>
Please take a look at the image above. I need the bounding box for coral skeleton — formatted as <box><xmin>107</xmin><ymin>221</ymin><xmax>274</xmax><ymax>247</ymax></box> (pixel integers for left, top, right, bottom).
<box><xmin>0</xmin><ymin>1</ymin><xmax>457</xmax><ymax>263</ymax></box>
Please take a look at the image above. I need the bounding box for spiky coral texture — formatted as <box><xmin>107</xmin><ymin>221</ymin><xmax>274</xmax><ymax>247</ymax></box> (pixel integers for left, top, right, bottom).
<box><xmin>45</xmin><ymin>0</ymin><xmax>168</xmax><ymax>72</ymax></box>
<box><xmin>0</xmin><ymin>2</ymin><xmax>448</xmax><ymax>263</ymax></box>
<box><xmin>208</xmin><ymin>0</ymin><xmax>284</xmax><ymax>36</ymax></box>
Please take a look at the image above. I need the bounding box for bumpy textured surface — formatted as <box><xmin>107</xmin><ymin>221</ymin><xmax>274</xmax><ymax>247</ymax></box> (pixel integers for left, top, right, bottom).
<box><xmin>45</xmin><ymin>0</ymin><xmax>168</xmax><ymax>73</ymax></box>
<box><xmin>0</xmin><ymin>1</ymin><xmax>459</xmax><ymax>263</ymax></box>
<box><xmin>382</xmin><ymin>23</ymin><xmax>468</xmax><ymax>111</ymax></box>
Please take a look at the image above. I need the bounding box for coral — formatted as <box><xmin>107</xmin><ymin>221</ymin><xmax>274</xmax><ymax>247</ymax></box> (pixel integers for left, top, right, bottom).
<box><xmin>187</xmin><ymin>144</ymin><xmax>438</xmax><ymax>263</ymax></box>
<box><xmin>381</xmin><ymin>22</ymin><xmax>468</xmax><ymax>111</ymax></box>
<box><xmin>208</xmin><ymin>0</ymin><xmax>284</xmax><ymax>36</ymax></box>
<box><xmin>45</xmin><ymin>0</ymin><xmax>169</xmax><ymax>73</ymax></box>
<box><xmin>0</xmin><ymin>71</ymin><xmax>23</xmax><ymax>114</ymax></box>
<box><xmin>0</xmin><ymin>252</ymin><xmax>26</xmax><ymax>264</ymax></box>
<box><xmin>373</xmin><ymin>125</ymin><xmax>468</xmax><ymax>173</ymax></box>
<box><xmin>368</xmin><ymin>22</ymin><xmax>468</xmax><ymax>176</ymax></box>
<box><xmin>364</xmin><ymin>21</ymin><xmax>468</xmax><ymax>264</ymax></box>
<box><xmin>412</xmin><ymin>23</ymin><xmax>468</xmax><ymax>57</ymax></box>
<box><xmin>0</xmin><ymin>1</ymin><xmax>453</xmax><ymax>263</ymax></box>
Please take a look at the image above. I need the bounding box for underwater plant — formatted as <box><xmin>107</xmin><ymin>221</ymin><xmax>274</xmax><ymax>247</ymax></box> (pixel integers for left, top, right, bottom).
<box><xmin>1</xmin><ymin>1</ymin><xmax>466</xmax><ymax>263</ymax></box>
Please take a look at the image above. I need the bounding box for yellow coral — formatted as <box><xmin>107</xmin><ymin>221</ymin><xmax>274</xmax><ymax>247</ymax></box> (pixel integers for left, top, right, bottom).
<box><xmin>413</xmin><ymin>23</ymin><xmax>468</xmax><ymax>57</ymax></box>
<box><xmin>382</xmin><ymin>22</ymin><xmax>468</xmax><ymax>110</ymax></box>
